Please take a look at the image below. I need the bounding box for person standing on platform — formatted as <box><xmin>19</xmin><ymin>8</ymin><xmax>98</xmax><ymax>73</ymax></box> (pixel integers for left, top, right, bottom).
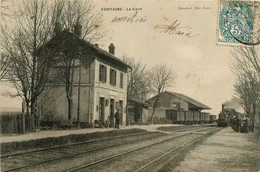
<box><xmin>114</xmin><ymin>108</ymin><xmax>120</xmax><ymax>129</ymax></box>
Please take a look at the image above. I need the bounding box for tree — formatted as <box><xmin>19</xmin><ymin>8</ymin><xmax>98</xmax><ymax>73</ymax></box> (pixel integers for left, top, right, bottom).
<box><xmin>232</xmin><ymin>46</ymin><xmax>260</xmax><ymax>132</ymax></box>
<box><xmin>1</xmin><ymin>0</ymin><xmax>105</xmax><ymax>130</ymax></box>
<box><xmin>53</xmin><ymin>0</ymin><xmax>104</xmax><ymax>41</ymax></box>
<box><xmin>48</xmin><ymin>38</ymin><xmax>82</xmax><ymax>122</ymax></box>
<box><xmin>123</xmin><ymin>56</ymin><xmax>150</xmax><ymax>125</ymax></box>
<box><xmin>49</xmin><ymin>0</ymin><xmax>105</xmax><ymax>122</ymax></box>
<box><xmin>123</xmin><ymin>57</ymin><xmax>150</xmax><ymax>101</ymax></box>
<box><xmin>0</xmin><ymin>53</ymin><xmax>10</xmax><ymax>80</ymax></box>
<box><xmin>1</xmin><ymin>0</ymin><xmax>57</xmax><ymax>131</ymax></box>
<box><xmin>147</xmin><ymin>64</ymin><xmax>176</xmax><ymax>124</ymax></box>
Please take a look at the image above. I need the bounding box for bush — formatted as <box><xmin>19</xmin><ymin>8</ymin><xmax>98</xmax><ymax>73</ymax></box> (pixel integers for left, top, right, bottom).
<box><xmin>138</xmin><ymin>120</ymin><xmax>150</xmax><ymax>125</ymax></box>
<box><xmin>80</xmin><ymin>122</ymin><xmax>94</xmax><ymax>128</ymax></box>
<box><xmin>151</xmin><ymin>117</ymin><xmax>172</xmax><ymax>124</ymax></box>
<box><xmin>39</xmin><ymin>111</ymin><xmax>63</xmax><ymax>129</ymax></box>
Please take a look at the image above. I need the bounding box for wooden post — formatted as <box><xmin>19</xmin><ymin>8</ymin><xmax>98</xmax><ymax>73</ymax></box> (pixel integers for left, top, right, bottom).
<box><xmin>77</xmin><ymin>52</ymin><xmax>82</xmax><ymax>129</ymax></box>
<box><xmin>22</xmin><ymin>101</ymin><xmax>25</xmax><ymax>134</ymax></box>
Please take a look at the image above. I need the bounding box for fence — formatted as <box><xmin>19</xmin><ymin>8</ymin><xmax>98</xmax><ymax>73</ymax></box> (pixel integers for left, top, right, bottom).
<box><xmin>0</xmin><ymin>113</ymin><xmax>34</xmax><ymax>134</ymax></box>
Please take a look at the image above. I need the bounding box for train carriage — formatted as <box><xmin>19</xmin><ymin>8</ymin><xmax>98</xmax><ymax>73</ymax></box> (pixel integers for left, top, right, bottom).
<box><xmin>177</xmin><ymin>111</ymin><xmax>185</xmax><ymax>123</ymax></box>
<box><xmin>189</xmin><ymin>111</ymin><xmax>194</xmax><ymax>124</ymax></box>
<box><xmin>184</xmin><ymin>111</ymin><xmax>191</xmax><ymax>123</ymax></box>
<box><xmin>200</xmin><ymin>113</ymin><xmax>203</xmax><ymax>122</ymax></box>
<box><xmin>210</xmin><ymin>115</ymin><xmax>217</xmax><ymax>123</ymax></box>
<box><xmin>205</xmin><ymin>113</ymin><xmax>210</xmax><ymax>124</ymax></box>
<box><xmin>193</xmin><ymin>112</ymin><xmax>199</xmax><ymax>123</ymax></box>
<box><xmin>184</xmin><ymin>111</ymin><xmax>188</xmax><ymax>123</ymax></box>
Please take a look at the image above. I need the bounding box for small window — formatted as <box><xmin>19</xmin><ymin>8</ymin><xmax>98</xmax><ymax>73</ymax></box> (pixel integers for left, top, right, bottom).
<box><xmin>120</xmin><ymin>73</ymin><xmax>123</xmax><ymax>88</ymax></box>
<box><xmin>172</xmin><ymin>102</ymin><xmax>180</xmax><ymax>108</ymax></box>
<box><xmin>99</xmin><ymin>64</ymin><xmax>107</xmax><ymax>83</ymax></box>
<box><xmin>110</xmin><ymin>68</ymin><xmax>117</xmax><ymax>86</ymax></box>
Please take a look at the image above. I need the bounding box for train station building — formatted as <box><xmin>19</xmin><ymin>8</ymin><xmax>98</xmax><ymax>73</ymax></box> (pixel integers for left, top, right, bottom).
<box><xmin>38</xmin><ymin>29</ymin><xmax>131</xmax><ymax>126</ymax></box>
<box><xmin>146</xmin><ymin>91</ymin><xmax>212</xmax><ymax>124</ymax></box>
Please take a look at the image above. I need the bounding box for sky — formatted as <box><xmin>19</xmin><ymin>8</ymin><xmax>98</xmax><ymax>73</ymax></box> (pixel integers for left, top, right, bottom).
<box><xmin>0</xmin><ymin>0</ymin><xmax>242</xmax><ymax>115</ymax></box>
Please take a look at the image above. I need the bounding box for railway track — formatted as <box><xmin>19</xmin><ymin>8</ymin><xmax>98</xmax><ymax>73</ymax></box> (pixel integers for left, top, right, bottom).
<box><xmin>66</xmin><ymin>127</ymin><xmax>219</xmax><ymax>172</ymax></box>
<box><xmin>1</xmin><ymin>130</ymin><xmax>150</xmax><ymax>158</ymax></box>
<box><xmin>134</xmin><ymin>128</ymin><xmax>220</xmax><ymax>172</ymax></box>
<box><xmin>1</xmin><ymin>131</ymin><xmax>163</xmax><ymax>172</ymax></box>
<box><xmin>158</xmin><ymin>124</ymin><xmax>217</xmax><ymax>132</ymax></box>
<box><xmin>1</xmin><ymin>125</ymin><xmax>203</xmax><ymax>159</ymax></box>
<box><xmin>1</xmin><ymin>126</ymin><xmax>215</xmax><ymax>172</ymax></box>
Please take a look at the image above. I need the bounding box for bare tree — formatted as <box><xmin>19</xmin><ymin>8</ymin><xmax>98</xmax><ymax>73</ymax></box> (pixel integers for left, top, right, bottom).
<box><xmin>49</xmin><ymin>43</ymin><xmax>81</xmax><ymax>122</ymax></box>
<box><xmin>123</xmin><ymin>56</ymin><xmax>150</xmax><ymax>125</ymax></box>
<box><xmin>1</xmin><ymin>1</ymin><xmax>14</xmax><ymax>81</ymax></box>
<box><xmin>123</xmin><ymin>57</ymin><xmax>149</xmax><ymax>101</ymax></box>
<box><xmin>232</xmin><ymin>46</ymin><xmax>260</xmax><ymax>132</ymax></box>
<box><xmin>49</xmin><ymin>0</ymin><xmax>105</xmax><ymax>123</ymax></box>
<box><xmin>0</xmin><ymin>52</ymin><xmax>10</xmax><ymax>80</ymax></box>
<box><xmin>53</xmin><ymin>0</ymin><xmax>105</xmax><ymax>41</ymax></box>
<box><xmin>1</xmin><ymin>0</ymin><xmax>57</xmax><ymax>131</ymax></box>
<box><xmin>147</xmin><ymin>64</ymin><xmax>176</xmax><ymax>124</ymax></box>
<box><xmin>1</xmin><ymin>0</ymin><xmax>105</xmax><ymax>129</ymax></box>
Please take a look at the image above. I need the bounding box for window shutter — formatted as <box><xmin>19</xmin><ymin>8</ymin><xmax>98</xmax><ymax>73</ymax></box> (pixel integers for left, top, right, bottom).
<box><xmin>122</xmin><ymin>73</ymin><xmax>123</xmax><ymax>88</ymax></box>
<box><xmin>114</xmin><ymin>71</ymin><xmax>117</xmax><ymax>85</ymax></box>
<box><xmin>99</xmin><ymin>65</ymin><xmax>102</xmax><ymax>82</ymax></box>
<box><xmin>104</xmin><ymin>66</ymin><xmax>107</xmax><ymax>82</ymax></box>
<box><xmin>110</xmin><ymin>69</ymin><xmax>112</xmax><ymax>85</ymax></box>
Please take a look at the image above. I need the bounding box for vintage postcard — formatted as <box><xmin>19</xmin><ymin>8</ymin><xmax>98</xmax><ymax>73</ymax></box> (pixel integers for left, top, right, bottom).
<box><xmin>0</xmin><ymin>0</ymin><xmax>259</xmax><ymax>172</ymax></box>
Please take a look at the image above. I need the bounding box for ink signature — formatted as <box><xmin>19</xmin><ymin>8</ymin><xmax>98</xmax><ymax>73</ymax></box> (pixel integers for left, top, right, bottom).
<box><xmin>155</xmin><ymin>20</ymin><xmax>199</xmax><ymax>38</ymax></box>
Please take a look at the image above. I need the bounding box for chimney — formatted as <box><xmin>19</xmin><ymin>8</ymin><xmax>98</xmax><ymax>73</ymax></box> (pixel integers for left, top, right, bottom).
<box><xmin>109</xmin><ymin>43</ymin><xmax>115</xmax><ymax>55</ymax></box>
<box><xmin>222</xmin><ymin>104</ymin><xmax>225</xmax><ymax>112</ymax></box>
<box><xmin>74</xmin><ymin>23</ymin><xmax>82</xmax><ymax>37</ymax></box>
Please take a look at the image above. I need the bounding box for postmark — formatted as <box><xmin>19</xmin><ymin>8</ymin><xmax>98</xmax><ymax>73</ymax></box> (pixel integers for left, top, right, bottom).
<box><xmin>217</xmin><ymin>0</ymin><xmax>260</xmax><ymax>46</ymax></box>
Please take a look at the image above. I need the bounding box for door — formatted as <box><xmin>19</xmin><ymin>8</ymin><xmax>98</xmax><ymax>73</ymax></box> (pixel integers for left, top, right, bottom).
<box><xmin>110</xmin><ymin>99</ymin><xmax>115</xmax><ymax>127</ymax></box>
<box><xmin>99</xmin><ymin>97</ymin><xmax>105</xmax><ymax>122</ymax></box>
<box><xmin>119</xmin><ymin>100</ymin><xmax>123</xmax><ymax>124</ymax></box>
<box><xmin>172</xmin><ymin>110</ymin><xmax>177</xmax><ymax>122</ymax></box>
<box><xmin>166</xmin><ymin>110</ymin><xmax>177</xmax><ymax>123</ymax></box>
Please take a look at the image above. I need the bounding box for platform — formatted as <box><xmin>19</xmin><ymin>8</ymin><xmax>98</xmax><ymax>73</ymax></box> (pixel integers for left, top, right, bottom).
<box><xmin>174</xmin><ymin>127</ymin><xmax>260</xmax><ymax>172</ymax></box>
<box><xmin>0</xmin><ymin>124</ymin><xmax>179</xmax><ymax>144</ymax></box>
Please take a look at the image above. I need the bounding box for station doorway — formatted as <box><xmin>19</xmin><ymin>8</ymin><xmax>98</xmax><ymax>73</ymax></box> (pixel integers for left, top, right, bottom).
<box><xmin>110</xmin><ymin>99</ymin><xmax>115</xmax><ymax>127</ymax></box>
<box><xmin>119</xmin><ymin>100</ymin><xmax>123</xmax><ymax>124</ymax></box>
<box><xmin>99</xmin><ymin>97</ymin><xmax>105</xmax><ymax>122</ymax></box>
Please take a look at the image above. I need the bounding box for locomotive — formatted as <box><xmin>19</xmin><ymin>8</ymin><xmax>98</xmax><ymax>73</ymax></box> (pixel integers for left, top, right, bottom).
<box><xmin>218</xmin><ymin>111</ymin><xmax>228</xmax><ymax>127</ymax></box>
<box><xmin>217</xmin><ymin>104</ymin><xmax>242</xmax><ymax>127</ymax></box>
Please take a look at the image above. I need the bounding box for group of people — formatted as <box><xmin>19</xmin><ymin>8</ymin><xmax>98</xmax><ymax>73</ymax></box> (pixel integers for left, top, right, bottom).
<box><xmin>231</xmin><ymin>115</ymin><xmax>250</xmax><ymax>133</ymax></box>
<box><xmin>94</xmin><ymin>108</ymin><xmax>121</xmax><ymax>129</ymax></box>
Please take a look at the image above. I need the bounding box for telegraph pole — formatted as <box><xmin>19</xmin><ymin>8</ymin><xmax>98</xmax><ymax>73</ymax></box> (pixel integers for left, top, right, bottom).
<box><xmin>77</xmin><ymin>52</ymin><xmax>82</xmax><ymax>129</ymax></box>
<box><xmin>22</xmin><ymin>101</ymin><xmax>25</xmax><ymax>133</ymax></box>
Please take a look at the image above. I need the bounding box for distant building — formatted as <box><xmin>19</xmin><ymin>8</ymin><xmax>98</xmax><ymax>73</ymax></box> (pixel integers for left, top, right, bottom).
<box><xmin>146</xmin><ymin>91</ymin><xmax>211</xmax><ymax>124</ymax></box>
<box><xmin>38</xmin><ymin>29</ymin><xmax>131</xmax><ymax>126</ymax></box>
<box><xmin>127</xmin><ymin>99</ymin><xmax>150</xmax><ymax>124</ymax></box>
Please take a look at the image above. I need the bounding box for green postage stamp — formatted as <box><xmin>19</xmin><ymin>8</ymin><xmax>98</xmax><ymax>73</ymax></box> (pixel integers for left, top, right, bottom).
<box><xmin>217</xmin><ymin>0</ymin><xmax>260</xmax><ymax>46</ymax></box>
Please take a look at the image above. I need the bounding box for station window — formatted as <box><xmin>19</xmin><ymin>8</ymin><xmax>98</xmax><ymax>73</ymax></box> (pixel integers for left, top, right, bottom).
<box><xmin>120</xmin><ymin>73</ymin><xmax>123</xmax><ymax>88</ymax></box>
<box><xmin>110</xmin><ymin>68</ymin><xmax>117</xmax><ymax>86</ymax></box>
<box><xmin>99</xmin><ymin>64</ymin><xmax>107</xmax><ymax>83</ymax></box>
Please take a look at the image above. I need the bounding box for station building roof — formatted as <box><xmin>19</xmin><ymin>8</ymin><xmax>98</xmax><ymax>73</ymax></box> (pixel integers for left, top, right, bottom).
<box><xmin>166</xmin><ymin>91</ymin><xmax>211</xmax><ymax>110</ymax></box>
<box><xmin>37</xmin><ymin>29</ymin><xmax>131</xmax><ymax>70</ymax></box>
